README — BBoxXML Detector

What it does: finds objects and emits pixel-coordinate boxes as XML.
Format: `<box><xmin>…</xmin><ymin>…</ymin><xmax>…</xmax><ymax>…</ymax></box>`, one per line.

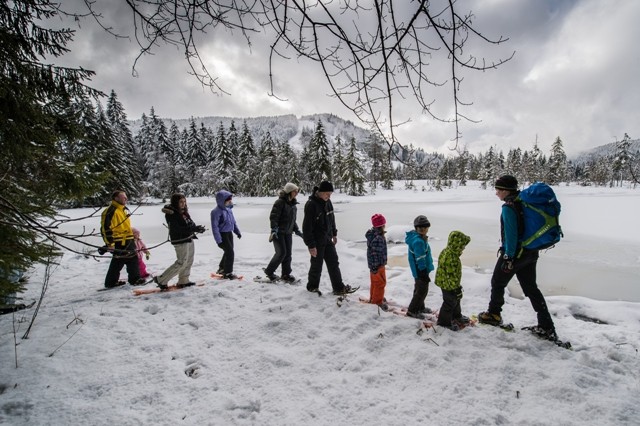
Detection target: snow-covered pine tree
<box><xmin>309</xmin><ymin>119</ymin><xmax>332</xmax><ymax>184</ymax></box>
<box><xmin>332</xmin><ymin>136</ymin><xmax>345</xmax><ymax>191</ymax></box>
<box><xmin>547</xmin><ymin>136</ymin><xmax>568</xmax><ymax>185</ymax></box>
<box><xmin>456</xmin><ymin>148</ymin><xmax>470</xmax><ymax>186</ymax></box>
<box><xmin>257</xmin><ymin>131</ymin><xmax>279</xmax><ymax>195</ymax></box>
<box><xmin>106</xmin><ymin>91</ymin><xmax>142</xmax><ymax>197</ymax></box>
<box><xmin>611</xmin><ymin>133</ymin><xmax>631</xmax><ymax>186</ymax></box>
<box><xmin>213</xmin><ymin>121</ymin><xmax>236</xmax><ymax>192</ymax></box>
<box><xmin>275</xmin><ymin>140</ymin><xmax>300</xmax><ymax>190</ymax></box>
<box><xmin>380</xmin><ymin>150</ymin><xmax>394</xmax><ymax>190</ymax></box>
<box><xmin>235</xmin><ymin>120</ymin><xmax>259</xmax><ymax>195</ymax></box>
<box><xmin>97</xmin><ymin>102</ymin><xmax>138</xmax><ymax>198</ymax></box>
<box><xmin>342</xmin><ymin>136</ymin><xmax>366</xmax><ymax>196</ymax></box>
<box><xmin>156</xmin><ymin>122</ymin><xmax>181</xmax><ymax>196</ymax></box>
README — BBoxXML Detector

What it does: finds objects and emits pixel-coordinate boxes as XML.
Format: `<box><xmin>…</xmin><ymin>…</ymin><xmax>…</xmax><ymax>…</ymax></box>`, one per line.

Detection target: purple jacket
<box><xmin>210</xmin><ymin>190</ymin><xmax>241</xmax><ymax>244</ymax></box>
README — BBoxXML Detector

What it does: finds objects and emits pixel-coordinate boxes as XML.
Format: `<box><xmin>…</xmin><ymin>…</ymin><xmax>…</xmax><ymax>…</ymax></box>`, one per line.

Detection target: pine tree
<box><xmin>342</xmin><ymin>137</ymin><xmax>366</xmax><ymax>196</ymax></box>
<box><xmin>309</xmin><ymin>119</ymin><xmax>332</xmax><ymax>184</ymax></box>
<box><xmin>611</xmin><ymin>133</ymin><xmax>631</xmax><ymax>186</ymax></box>
<box><xmin>0</xmin><ymin>0</ymin><xmax>106</xmax><ymax>297</ymax></box>
<box><xmin>257</xmin><ymin>131</ymin><xmax>279</xmax><ymax>195</ymax></box>
<box><xmin>547</xmin><ymin>136</ymin><xmax>568</xmax><ymax>185</ymax></box>
<box><xmin>380</xmin><ymin>152</ymin><xmax>394</xmax><ymax>190</ymax></box>
<box><xmin>332</xmin><ymin>136</ymin><xmax>345</xmax><ymax>191</ymax></box>
<box><xmin>235</xmin><ymin>120</ymin><xmax>259</xmax><ymax>195</ymax></box>
<box><xmin>106</xmin><ymin>90</ymin><xmax>142</xmax><ymax>197</ymax></box>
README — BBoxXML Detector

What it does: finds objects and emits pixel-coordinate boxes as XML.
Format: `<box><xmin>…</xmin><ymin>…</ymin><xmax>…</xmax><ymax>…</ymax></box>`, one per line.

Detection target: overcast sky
<box><xmin>58</xmin><ymin>0</ymin><xmax>639</xmax><ymax>156</ymax></box>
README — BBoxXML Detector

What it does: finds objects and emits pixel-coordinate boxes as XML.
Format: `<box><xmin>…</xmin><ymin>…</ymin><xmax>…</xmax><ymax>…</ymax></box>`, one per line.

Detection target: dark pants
<box><xmin>407</xmin><ymin>276</ymin><xmax>429</xmax><ymax>313</ymax></box>
<box><xmin>488</xmin><ymin>250</ymin><xmax>554</xmax><ymax>329</ymax></box>
<box><xmin>218</xmin><ymin>232</ymin><xmax>235</xmax><ymax>274</ymax></box>
<box><xmin>437</xmin><ymin>288</ymin><xmax>462</xmax><ymax>326</ymax></box>
<box><xmin>105</xmin><ymin>239</ymin><xmax>140</xmax><ymax>287</ymax></box>
<box><xmin>307</xmin><ymin>243</ymin><xmax>344</xmax><ymax>292</ymax></box>
<box><xmin>265</xmin><ymin>233</ymin><xmax>293</xmax><ymax>276</ymax></box>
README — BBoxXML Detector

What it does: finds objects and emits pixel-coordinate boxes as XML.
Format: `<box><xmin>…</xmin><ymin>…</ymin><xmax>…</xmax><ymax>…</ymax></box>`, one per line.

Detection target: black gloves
<box><xmin>500</xmin><ymin>255</ymin><xmax>514</xmax><ymax>273</ymax></box>
<box><xmin>195</xmin><ymin>225</ymin><xmax>206</xmax><ymax>234</ymax></box>
<box><xmin>98</xmin><ymin>245</ymin><xmax>108</xmax><ymax>255</ymax></box>
<box><xmin>295</xmin><ymin>230</ymin><xmax>303</xmax><ymax>238</ymax></box>
<box><xmin>217</xmin><ymin>243</ymin><xmax>224</xmax><ymax>249</ymax></box>
<box><xmin>417</xmin><ymin>269</ymin><xmax>430</xmax><ymax>282</ymax></box>
<box><xmin>269</xmin><ymin>228</ymin><xmax>278</xmax><ymax>242</ymax></box>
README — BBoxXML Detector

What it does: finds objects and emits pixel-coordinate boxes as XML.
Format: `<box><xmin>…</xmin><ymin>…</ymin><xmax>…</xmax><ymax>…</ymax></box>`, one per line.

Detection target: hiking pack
<box><xmin>515</xmin><ymin>182</ymin><xmax>563</xmax><ymax>254</ymax></box>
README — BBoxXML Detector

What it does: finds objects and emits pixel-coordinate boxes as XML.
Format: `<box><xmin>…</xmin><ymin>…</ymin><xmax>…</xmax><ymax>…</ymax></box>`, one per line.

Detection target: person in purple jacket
<box><xmin>211</xmin><ymin>189</ymin><xmax>242</xmax><ymax>279</ymax></box>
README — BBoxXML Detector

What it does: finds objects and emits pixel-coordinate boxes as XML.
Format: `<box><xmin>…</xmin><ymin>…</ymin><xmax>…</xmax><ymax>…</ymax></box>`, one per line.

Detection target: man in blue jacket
<box><xmin>478</xmin><ymin>175</ymin><xmax>556</xmax><ymax>339</ymax></box>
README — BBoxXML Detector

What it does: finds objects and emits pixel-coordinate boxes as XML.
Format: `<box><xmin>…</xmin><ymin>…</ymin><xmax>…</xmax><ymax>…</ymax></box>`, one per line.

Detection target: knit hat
<box><xmin>317</xmin><ymin>181</ymin><xmax>334</xmax><ymax>192</ymax></box>
<box><xmin>494</xmin><ymin>175</ymin><xmax>518</xmax><ymax>191</ymax></box>
<box><xmin>371</xmin><ymin>214</ymin><xmax>386</xmax><ymax>228</ymax></box>
<box><xmin>413</xmin><ymin>215</ymin><xmax>431</xmax><ymax>228</ymax></box>
<box><xmin>284</xmin><ymin>182</ymin><xmax>299</xmax><ymax>194</ymax></box>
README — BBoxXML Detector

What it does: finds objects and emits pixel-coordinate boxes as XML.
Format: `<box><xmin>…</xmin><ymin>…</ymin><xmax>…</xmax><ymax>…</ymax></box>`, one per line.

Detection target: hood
<box><xmin>365</xmin><ymin>227</ymin><xmax>382</xmax><ymax>243</ymax></box>
<box><xmin>216</xmin><ymin>190</ymin><xmax>233</xmax><ymax>209</ymax></box>
<box><xmin>405</xmin><ymin>230</ymin><xmax>423</xmax><ymax>245</ymax></box>
<box><xmin>446</xmin><ymin>230</ymin><xmax>471</xmax><ymax>255</ymax></box>
<box><xmin>161</xmin><ymin>204</ymin><xmax>175</xmax><ymax>215</ymax></box>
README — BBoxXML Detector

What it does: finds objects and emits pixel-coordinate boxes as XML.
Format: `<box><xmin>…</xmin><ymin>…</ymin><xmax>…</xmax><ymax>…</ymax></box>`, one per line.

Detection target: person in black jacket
<box><xmin>154</xmin><ymin>194</ymin><xmax>205</xmax><ymax>290</ymax></box>
<box><xmin>302</xmin><ymin>181</ymin><xmax>354</xmax><ymax>295</ymax></box>
<box><xmin>263</xmin><ymin>182</ymin><xmax>303</xmax><ymax>282</ymax></box>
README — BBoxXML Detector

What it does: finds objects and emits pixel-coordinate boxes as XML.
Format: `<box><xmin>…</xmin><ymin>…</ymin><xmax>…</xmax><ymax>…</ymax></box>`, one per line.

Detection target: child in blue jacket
<box><xmin>404</xmin><ymin>215</ymin><xmax>434</xmax><ymax>319</ymax></box>
<box><xmin>211</xmin><ymin>190</ymin><xmax>242</xmax><ymax>279</ymax></box>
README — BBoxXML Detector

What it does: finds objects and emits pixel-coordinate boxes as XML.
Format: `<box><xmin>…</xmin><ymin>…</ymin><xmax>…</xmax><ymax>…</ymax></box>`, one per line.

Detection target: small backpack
<box><xmin>515</xmin><ymin>182</ymin><xmax>563</xmax><ymax>253</ymax></box>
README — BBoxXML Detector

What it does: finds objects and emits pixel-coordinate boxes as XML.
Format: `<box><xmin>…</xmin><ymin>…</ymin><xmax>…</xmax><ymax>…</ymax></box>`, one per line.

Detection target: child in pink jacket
<box><xmin>132</xmin><ymin>228</ymin><xmax>151</xmax><ymax>278</ymax></box>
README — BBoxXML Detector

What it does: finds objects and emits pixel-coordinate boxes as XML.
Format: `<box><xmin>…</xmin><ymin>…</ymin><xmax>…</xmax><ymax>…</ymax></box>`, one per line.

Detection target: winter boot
<box><xmin>478</xmin><ymin>311</ymin><xmax>502</xmax><ymax>326</ymax></box>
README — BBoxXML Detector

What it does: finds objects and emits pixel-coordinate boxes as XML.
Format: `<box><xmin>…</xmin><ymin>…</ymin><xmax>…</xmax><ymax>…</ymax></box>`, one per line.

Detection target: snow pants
<box><xmin>158</xmin><ymin>241</ymin><xmax>195</xmax><ymax>286</ymax></box>
<box><xmin>369</xmin><ymin>266</ymin><xmax>386</xmax><ymax>305</ymax></box>
<box><xmin>306</xmin><ymin>243</ymin><xmax>344</xmax><ymax>292</ymax></box>
<box><xmin>265</xmin><ymin>233</ymin><xmax>293</xmax><ymax>277</ymax></box>
<box><xmin>407</xmin><ymin>275</ymin><xmax>430</xmax><ymax>314</ymax></box>
<box><xmin>218</xmin><ymin>232</ymin><xmax>235</xmax><ymax>274</ymax></box>
<box><xmin>488</xmin><ymin>250</ymin><xmax>554</xmax><ymax>330</ymax></box>
<box><xmin>437</xmin><ymin>288</ymin><xmax>462</xmax><ymax>326</ymax></box>
<box><xmin>104</xmin><ymin>239</ymin><xmax>140</xmax><ymax>287</ymax></box>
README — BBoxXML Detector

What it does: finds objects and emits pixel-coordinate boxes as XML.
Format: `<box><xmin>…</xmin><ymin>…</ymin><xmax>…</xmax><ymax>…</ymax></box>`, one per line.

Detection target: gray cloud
<box><xmin>56</xmin><ymin>0</ymin><xmax>639</xmax><ymax>156</ymax></box>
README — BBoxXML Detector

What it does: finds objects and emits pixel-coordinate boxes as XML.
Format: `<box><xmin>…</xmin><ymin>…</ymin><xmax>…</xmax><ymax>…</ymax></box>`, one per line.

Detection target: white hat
<box><xmin>284</xmin><ymin>182</ymin><xmax>299</xmax><ymax>193</ymax></box>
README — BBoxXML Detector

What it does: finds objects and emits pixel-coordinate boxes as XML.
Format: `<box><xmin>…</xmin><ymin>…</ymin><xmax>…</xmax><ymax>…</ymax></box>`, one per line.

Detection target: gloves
<box><xmin>269</xmin><ymin>228</ymin><xmax>279</xmax><ymax>241</ymax></box>
<box><xmin>145</xmin><ymin>252</ymin><xmax>150</xmax><ymax>261</ymax></box>
<box><xmin>98</xmin><ymin>245</ymin><xmax>108</xmax><ymax>255</ymax></box>
<box><xmin>217</xmin><ymin>243</ymin><xmax>224</xmax><ymax>249</ymax></box>
<box><xmin>500</xmin><ymin>255</ymin><xmax>514</xmax><ymax>273</ymax></box>
<box><xmin>417</xmin><ymin>269</ymin><xmax>430</xmax><ymax>282</ymax></box>
<box><xmin>295</xmin><ymin>230</ymin><xmax>303</xmax><ymax>238</ymax></box>
<box><xmin>195</xmin><ymin>225</ymin><xmax>206</xmax><ymax>234</ymax></box>
<box><xmin>237</xmin><ymin>233</ymin><xmax>242</xmax><ymax>239</ymax></box>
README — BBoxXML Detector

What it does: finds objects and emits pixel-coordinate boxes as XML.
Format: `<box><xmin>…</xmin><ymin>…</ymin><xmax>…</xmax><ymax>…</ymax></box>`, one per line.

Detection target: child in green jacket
<box><xmin>435</xmin><ymin>230</ymin><xmax>471</xmax><ymax>330</ymax></box>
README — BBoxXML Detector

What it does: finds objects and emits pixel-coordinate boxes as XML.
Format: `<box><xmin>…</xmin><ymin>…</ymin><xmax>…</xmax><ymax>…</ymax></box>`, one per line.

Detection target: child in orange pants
<box><xmin>366</xmin><ymin>214</ymin><xmax>388</xmax><ymax>309</ymax></box>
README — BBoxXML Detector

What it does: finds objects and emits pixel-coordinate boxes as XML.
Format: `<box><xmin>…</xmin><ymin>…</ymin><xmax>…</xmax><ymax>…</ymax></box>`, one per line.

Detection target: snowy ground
<box><xmin>1</xmin><ymin>182</ymin><xmax>639</xmax><ymax>425</ymax></box>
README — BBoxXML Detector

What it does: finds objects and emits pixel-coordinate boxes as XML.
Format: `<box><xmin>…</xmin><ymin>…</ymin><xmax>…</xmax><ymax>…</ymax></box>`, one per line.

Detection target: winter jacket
<box><xmin>101</xmin><ymin>200</ymin><xmax>134</xmax><ymax>246</ymax></box>
<box><xmin>269</xmin><ymin>191</ymin><xmax>301</xmax><ymax>235</ymax></box>
<box><xmin>435</xmin><ymin>231</ymin><xmax>471</xmax><ymax>290</ymax></box>
<box><xmin>163</xmin><ymin>204</ymin><xmax>200</xmax><ymax>245</ymax></box>
<box><xmin>405</xmin><ymin>230</ymin><xmax>434</xmax><ymax>278</ymax></box>
<box><xmin>210</xmin><ymin>190</ymin><xmax>241</xmax><ymax>244</ymax></box>
<box><xmin>500</xmin><ymin>192</ymin><xmax>521</xmax><ymax>258</ymax></box>
<box><xmin>302</xmin><ymin>192</ymin><xmax>337</xmax><ymax>249</ymax></box>
<box><xmin>366</xmin><ymin>227</ymin><xmax>387</xmax><ymax>273</ymax></box>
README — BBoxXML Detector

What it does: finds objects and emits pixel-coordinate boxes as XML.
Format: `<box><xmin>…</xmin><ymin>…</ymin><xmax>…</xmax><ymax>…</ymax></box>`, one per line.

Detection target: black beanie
<box><xmin>318</xmin><ymin>181</ymin><xmax>334</xmax><ymax>192</ymax></box>
<box><xmin>495</xmin><ymin>175</ymin><xmax>518</xmax><ymax>191</ymax></box>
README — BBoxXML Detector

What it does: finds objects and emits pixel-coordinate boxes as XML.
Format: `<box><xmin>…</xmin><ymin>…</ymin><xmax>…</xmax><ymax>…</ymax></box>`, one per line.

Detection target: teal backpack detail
<box><xmin>516</xmin><ymin>182</ymin><xmax>563</xmax><ymax>254</ymax></box>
